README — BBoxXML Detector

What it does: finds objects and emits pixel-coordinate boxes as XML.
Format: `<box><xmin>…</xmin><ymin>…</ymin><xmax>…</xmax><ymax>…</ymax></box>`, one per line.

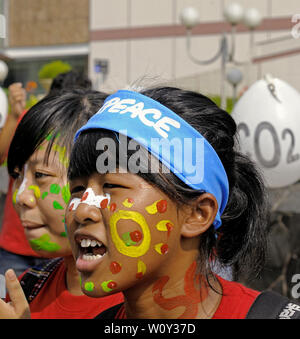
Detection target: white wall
<box><xmin>89</xmin><ymin>0</ymin><xmax>300</xmax><ymax>95</ymax></box>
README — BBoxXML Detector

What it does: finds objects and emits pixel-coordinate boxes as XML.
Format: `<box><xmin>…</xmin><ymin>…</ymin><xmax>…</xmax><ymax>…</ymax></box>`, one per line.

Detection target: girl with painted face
<box><xmin>65</xmin><ymin>87</ymin><xmax>270</xmax><ymax>319</ymax></box>
<box><xmin>1</xmin><ymin>89</ymin><xmax>123</xmax><ymax>319</ymax></box>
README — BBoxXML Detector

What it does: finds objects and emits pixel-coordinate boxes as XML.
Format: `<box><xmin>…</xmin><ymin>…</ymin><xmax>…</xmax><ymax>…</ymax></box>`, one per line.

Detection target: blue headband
<box><xmin>75</xmin><ymin>90</ymin><xmax>229</xmax><ymax>229</ymax></box>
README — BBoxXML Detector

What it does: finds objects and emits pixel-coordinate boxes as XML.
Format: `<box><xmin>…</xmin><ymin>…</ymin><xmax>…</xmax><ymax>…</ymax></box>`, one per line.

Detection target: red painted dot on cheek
<box><xmin>110</xmin><ymin>203</ymin><xmax>117</xmax><ymax>212</ymax></box>
<box><xmin>107</xmin><ymin>281</ymin><xmax>117</xmax><ymax>290</ymax></box>
<box><xmin>136</xmin><ymin>272</ymin><xmax>143</xmax><ymax>279</ymax></box>
<box><xmin>161</xmin><ymin>244</ymin><xmax>169</xmax><ymax>255</ymax></box>
<box><xmin>166</xmin><ymin>223</ymin><xmax>173</xmax><ymax>237</ymax></box>
<box><xmin>130</xmin><ymin>230</ymin><xmax>143</xmax><ymax>242</ymax></box>
<box><xmin>110</xmin><ymin>261</ymin><xmax>122</xmax><ymax>274</ymax></box>
<box><xmin>100</xmin><ymin>198</ymin><xmax>108</xmax><ymax>209</ymax></box>
<box><xmin>156</xmin><ymin>200</ymin><xmax>167</xmax><ymax>213</ymax></box>
<box><xmin>81</xmin><ymin>192</ymin><xmax>89</xmax><ymax>202</ymax></box>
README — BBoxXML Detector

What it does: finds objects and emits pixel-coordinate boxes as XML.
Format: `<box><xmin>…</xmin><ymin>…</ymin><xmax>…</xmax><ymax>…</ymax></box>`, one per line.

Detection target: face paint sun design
<box><xmin>109</xmin><ymin>210</ymin><xmax>151</xmax><ymax>258</ymax></box>
<box><xmin>75</xmin><ymin>195</ymin><xmax>174</xmax><ymax>293</ymax></box>
<box><xmin>103</xmin><ymin>197</ymin><xmax>175</xmax><ymax>287</ymax></box>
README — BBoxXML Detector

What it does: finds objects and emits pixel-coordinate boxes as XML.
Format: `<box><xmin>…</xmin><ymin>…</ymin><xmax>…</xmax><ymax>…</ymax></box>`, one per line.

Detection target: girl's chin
<box><xmin>80</xmin><ymin>274</ymin><xmax>121</xmax><ymax>298</ymax></box>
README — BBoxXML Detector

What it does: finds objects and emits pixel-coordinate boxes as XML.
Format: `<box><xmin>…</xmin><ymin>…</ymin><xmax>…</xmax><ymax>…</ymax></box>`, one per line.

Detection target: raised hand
<box><xmin>0</xmin><ymin>269</ymin><xmax>30</xmax><ymax>319</ymax></box>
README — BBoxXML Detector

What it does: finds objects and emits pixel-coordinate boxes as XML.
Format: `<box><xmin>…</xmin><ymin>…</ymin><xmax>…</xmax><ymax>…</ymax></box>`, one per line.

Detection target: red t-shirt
<box><xmin>0</xmin><ymin>178</ymin><xmax>39</xmax><ymax>256</ymax></box>
<box><xmin>0</xmin><ymin>110</ymin><xmax>38</xmax><ymax>256</ymax></box>
<box><xmin>22</xmin><ymin>260</ymin><xmax>124</xmax><ymax>319</ymax></box>
<box><xmin>212</xmin><ymin>276</ymin><xmax>260</xmax><ymax>319</ymax></box>
<box><xmin>114</xmin><ymin>276</ymin><xmax>260</xmax><ymax>319</ymax></box>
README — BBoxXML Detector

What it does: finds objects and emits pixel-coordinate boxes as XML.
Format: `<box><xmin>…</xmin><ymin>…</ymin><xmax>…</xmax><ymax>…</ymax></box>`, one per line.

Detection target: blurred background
<box><xmin>0</xmin><ymin>0</ymin><xmax>300</xmax><ymax>300</ymax></box>
<box><xmin>0</xmin><ymin>0</ymin><xmax>298</xmax><ymax>99</ymax></box>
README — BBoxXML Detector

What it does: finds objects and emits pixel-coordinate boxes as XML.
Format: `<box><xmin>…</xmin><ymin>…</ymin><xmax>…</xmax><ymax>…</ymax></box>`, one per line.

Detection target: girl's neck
<box><xmin>123</xmin><ymin>260</ymin><xmax>222</xmax><ymax>319</ymax></box>
<box><xmin>63</xmin><ymin>256</ymin><xmax>83</xmax><ymax>296</ymax></box>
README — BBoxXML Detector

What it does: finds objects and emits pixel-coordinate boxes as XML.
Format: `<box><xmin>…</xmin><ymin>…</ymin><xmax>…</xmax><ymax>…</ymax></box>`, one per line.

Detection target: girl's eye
<box><xmin>70</xmin><ymin>185</ymin><xmax>85</xmax><ymax>195</ymax></box>
<box><xmin>35</xmin><ymin>172</ymin><xmax>50</xmax><ymax>179</ymax></box>
<box><xmin>103</xmin><ymin>183</ymin><xmax>127</xmax><ymax>189</ymax></box>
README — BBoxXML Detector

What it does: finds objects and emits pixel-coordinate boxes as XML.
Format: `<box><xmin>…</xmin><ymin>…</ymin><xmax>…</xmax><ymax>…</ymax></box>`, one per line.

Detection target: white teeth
<box><xmin>80</xmin><ymin>238</ymin><xmax>102</xmax><ymax>248</ymax></box>
<box><xmin>90</xmin><ymin>240</ymin><xmax>97</xmax><ymax>247</ymax></box>
<box><xmin>82</xmin><ymin>254</ymin><xmax>104</xmax><ymax>261</ymax></box>
<box><xmin>81</xmin><ymin>239</ymin><xmax>90</xmax><ymax>248</ymax></box>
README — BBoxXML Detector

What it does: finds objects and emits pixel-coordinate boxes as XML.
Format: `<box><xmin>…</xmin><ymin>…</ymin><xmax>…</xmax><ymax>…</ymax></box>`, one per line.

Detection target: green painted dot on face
<box><xmin>53</xmin><ymin>201</ymin><xmax>64</xmax><ymax>210</ymax></box>
<box><xmin>29</xmin><ymin>234</ymin><xmax>61</xmax><ymax>252</ymax></box>
<box><xmin>50</xmin><ymin>184</ymin><xmax>61</xmax><ymax>195</ymax></box>
<box><xmin>62</xmin><ymin>184</ymin><xmax>71</xmax><ymax>205</ymax></box>
<box><xmin>41</xmin><ymin>192</ymin><xmax>48</xmax><ymax>200</ymax></box>
<box><xmin>84</xmin><ymin>281</ymin><xmax>95</xmax><ymax>292</ymax></box>
<box><xmin>121</xmin><ymin>232</ymin><xmax>137</xmax><ymax>247</ymax></box>
<box><xmin>101</xmin><ymin>280</ymin><xmax>117</xmax><ymax>293</ymax></box>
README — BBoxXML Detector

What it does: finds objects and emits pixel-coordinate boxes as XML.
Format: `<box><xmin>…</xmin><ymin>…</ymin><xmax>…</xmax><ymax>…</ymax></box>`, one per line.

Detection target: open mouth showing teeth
<box><xmin>77</xmin><ymin>236</ymin><xmax>107</xmax><ymax>261</ymax></box>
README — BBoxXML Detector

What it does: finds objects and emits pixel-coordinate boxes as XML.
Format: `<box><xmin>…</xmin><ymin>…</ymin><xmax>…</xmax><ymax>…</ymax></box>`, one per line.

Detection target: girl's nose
<box><xmin>74</xmin><ymin>202</ymin><xmax>102</xmax><ymax>225</ymax></box>
<box><xmin>16</xmin><ymin>183</ymin><xmax>37</xmax><ymax>209</ymax></box>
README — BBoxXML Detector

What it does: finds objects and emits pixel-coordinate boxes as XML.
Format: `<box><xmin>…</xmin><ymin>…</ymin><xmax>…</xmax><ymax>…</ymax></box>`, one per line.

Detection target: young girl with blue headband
<box><xmin>62</xmin><ymin>86</ymin><xmax>273</xmax><ymax>319</ymax></box>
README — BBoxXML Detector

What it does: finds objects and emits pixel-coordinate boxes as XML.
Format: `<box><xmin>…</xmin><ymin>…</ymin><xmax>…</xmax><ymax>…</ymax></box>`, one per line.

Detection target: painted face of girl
<box><xmin>66</xmin><ymin>171</ymin><xmax>186</xmax><ymax>298</ymax></box>
<box><xmin>12</xmin><ymin>141</ymin><xmax>71</xmax><ymax>257</ymax></box>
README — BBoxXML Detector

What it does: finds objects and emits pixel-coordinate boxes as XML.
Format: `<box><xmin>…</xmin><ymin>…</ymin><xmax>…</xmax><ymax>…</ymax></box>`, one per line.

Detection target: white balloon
<box><xmin>0</xmin><ymin>87</ymin><xmax>8</xmax><ymax>129</ymax></box>
<box><xmin>232</xmin><ymin>76</ymin><xmax>300</xmax><ymax>188</ymax></box>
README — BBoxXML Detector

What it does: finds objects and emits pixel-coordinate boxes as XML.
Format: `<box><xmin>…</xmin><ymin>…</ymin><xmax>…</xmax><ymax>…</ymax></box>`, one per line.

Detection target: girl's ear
<box><xmin>181</xmin><ymin>193</ymin><xmax>218</xmax><ymax>238</ymax></box>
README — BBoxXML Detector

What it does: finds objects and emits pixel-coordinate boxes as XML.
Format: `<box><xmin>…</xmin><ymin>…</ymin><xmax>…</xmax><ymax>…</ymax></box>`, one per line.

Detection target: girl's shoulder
<box><xmin>213</xmin><ymin>276</ymin><xmax>260</xmax><ymax>319</ymax></box>
<box><xmin>214</xmin><ymin>276</ymin><xmax>300</xmax><ymax>319</ymax></box>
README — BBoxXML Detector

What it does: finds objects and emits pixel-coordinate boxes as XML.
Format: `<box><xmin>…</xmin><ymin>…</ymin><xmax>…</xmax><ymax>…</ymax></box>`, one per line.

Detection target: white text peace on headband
<box><xmin>98</xmin><ymin>97</ymin><xmax>181</xmax><ymax>139</ymax></box>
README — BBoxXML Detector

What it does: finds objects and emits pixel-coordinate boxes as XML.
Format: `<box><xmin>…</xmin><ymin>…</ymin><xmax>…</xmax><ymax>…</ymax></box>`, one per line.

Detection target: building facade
<box><xmin>1</xmin><ymin>0</ymin><xmax>89</xmax><ymax>92</ymax></box>
<box><xmin>89</xmin><ymin>0</ymin><xmax>300</xmax><ymax>98</ymax></box>
<box><xmin>0</xmin><ymin>0</ymin><xmax>299</xmax><ymax>98</ymax></box>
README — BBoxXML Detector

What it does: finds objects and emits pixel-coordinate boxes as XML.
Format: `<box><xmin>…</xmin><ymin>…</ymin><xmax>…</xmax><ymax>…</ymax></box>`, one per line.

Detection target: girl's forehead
<box><xmin>28</xmin><ymin>140</ymin><xmax>68</xmax><ymax>172</ymax></box>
